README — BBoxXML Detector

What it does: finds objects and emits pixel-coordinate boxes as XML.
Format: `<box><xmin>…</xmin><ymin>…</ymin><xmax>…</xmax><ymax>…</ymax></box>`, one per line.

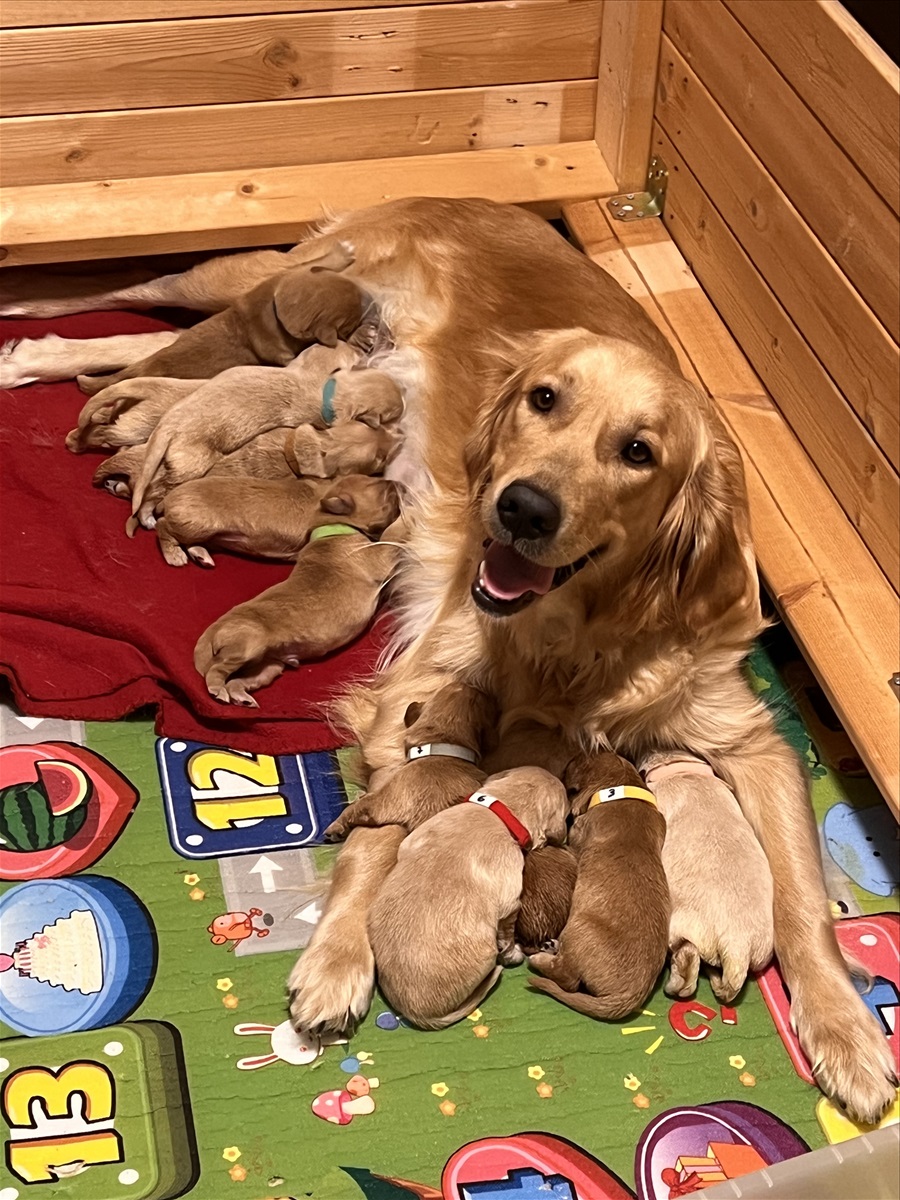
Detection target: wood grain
<box><xmin>651</xmin><ymin>124</ymin><xmax>899</xmax><ymax>590</ymax></box>
<box><xmin>656</xmin><ymin>38</ymin><xmax>899</xmax><ymax>467</ymax></box>
<box><xmin>664</xmin><ymin>0</ymin><xmax>899</xmax><ymax>341</ymax></box>
<box><xmin>564</xmin><ymin>198</ymin><xmax>900</xmax><ymax>811</ymax></box>
<box><xmin>724</xmin><ymin>0</ymin><xmax>900</xmax><ymax>214</ymax></box>
<box><xmin>0</xmin><ymin>79</ymin><xmax>595</xmax><ymax>186</ymax></box>
<box><xmin>0</xmin><ymin>140</ymin><xmax>616</xmax><ymax>264</ymax></box>
<box><xmin>2</xmin><ymin>0</ymin><xmax>471</xmax><ymax>25</ymax></box>
<box><xmin>594</xmin><ymin>0</ymin><xmax>662</xmax><ymax>191</ymax></box>
<box><xmin>0</xmin><ymin>1</ymin><xmax>603</xmax><ymax>115</ymax></box>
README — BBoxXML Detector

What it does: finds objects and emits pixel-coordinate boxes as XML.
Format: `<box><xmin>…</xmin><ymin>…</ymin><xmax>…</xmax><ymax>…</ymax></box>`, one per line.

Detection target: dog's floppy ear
<box><xmin>403</xmin><ymin>702</ymin><xmax>424</xmax><ymax>728</ymax></box>
<box><xmin>285</xmin><ymin>427</ymin><xmax>327</xmax><ymax>478</ymax></box>
<box><xmin>639</xmin><ymin>401</ymin><xmax>757</xmax><ymax>635</ymax></box>
<box><xmin>311</xmin><ymin>321</ymin><xmax>339</xmax><ymax>348</ymax></box>
<box><xmin>463</xmin><ymin>365</ymin><xmax>524</xmax><ymax>484</ymax></box>
<box><xmin>321</xmin><ymin>488</ymin><xmax>355</xmax><ymax>515</ymax></box>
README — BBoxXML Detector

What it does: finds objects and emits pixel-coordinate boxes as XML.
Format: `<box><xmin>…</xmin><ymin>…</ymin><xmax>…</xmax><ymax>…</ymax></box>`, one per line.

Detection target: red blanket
<box><xmin>0</xmin><ymin>311</ymin><xmax>386</xmax><ymax>753</ymax></box>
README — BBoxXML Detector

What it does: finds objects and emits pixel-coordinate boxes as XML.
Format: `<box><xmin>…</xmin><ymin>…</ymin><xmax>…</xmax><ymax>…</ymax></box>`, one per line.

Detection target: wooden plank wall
<box><xmin>0</xmin><ymin>0</ymin><xmax>602</xmax><ymax>186</ymax></box>
<box><xmin>655</xmin><ymin>0</ymin><xmax>900</xmax><ymax>594</ymax></box>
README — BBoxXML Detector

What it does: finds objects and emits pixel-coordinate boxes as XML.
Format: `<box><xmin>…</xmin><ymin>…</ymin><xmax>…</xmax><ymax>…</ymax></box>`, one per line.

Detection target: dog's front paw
<box><xmin>0</xmin><ymin>337</ymin><xmax>43</xmax><ymax>388</ymax></box>
<box><xmin>793</xmin><ymin>979</ymin><xmax>898</xmax><ymax>1125</ymax></box>
<box><xmin>287</xmin><ymin>927</ymin><xmax>375</xmax><ymax>1039</ymax></box>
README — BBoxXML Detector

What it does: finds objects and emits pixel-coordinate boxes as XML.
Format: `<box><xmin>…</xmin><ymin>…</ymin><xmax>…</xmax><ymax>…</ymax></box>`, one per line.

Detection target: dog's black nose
<box><xmin>496</xmin><ymin>481</ymin><xmax>561</xmax><ymax>540</ymax></box>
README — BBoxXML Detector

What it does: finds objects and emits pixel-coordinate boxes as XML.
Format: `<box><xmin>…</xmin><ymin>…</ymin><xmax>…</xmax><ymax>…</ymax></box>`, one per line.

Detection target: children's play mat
<box><xmin>1</xmin><ymin>630</ymin><xmax>898</xmax><ymax>1200</ymax></box>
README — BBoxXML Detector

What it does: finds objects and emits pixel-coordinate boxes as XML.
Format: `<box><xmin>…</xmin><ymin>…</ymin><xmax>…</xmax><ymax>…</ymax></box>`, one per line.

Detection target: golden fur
<box><xmin>367</xmin><ymin>766</ymin><xmax>568</xmax><ymax>1029</ymax></box>
<box><xmin>17</xmin><ymin>197</ymin><xmax>896</xmax><ymax>1123</ymax></box>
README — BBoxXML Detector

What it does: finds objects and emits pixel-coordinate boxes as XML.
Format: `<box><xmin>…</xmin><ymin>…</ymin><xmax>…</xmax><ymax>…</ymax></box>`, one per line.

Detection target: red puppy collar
<box><xmin>466</xmin><ymin>791</ymin><xmax>532</xmax><ymax>850</ymax></box>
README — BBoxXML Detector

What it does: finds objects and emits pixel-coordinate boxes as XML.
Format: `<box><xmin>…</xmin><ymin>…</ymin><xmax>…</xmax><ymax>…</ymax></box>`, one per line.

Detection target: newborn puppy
<box><xmin>368</xmin><ymin>766</ymin><xmax>569</xmax><ymax>1029</ymax></box>
<box><xmin>323</xmin><ymin>681</ymin><xmax>495</xmax><ymax>840</ymax></box>
<box><xmin>77</xmin><ymin>267</ymin><xmax>365</xmax><ymax>395</ymax></box>
<box><xmin>153</xmin><ymin>474</ymin><xmax>399</xmax><ymax>567</ymax></box>
<box><xmin>129</xmin><ymin>352</ymin><xmax>400</xmax><ymax>519</ymax></box>
<box><xmin>528</xmin><ymin>750</ymin><xmax>669</xmax><ymax>1019</ymax></box>
<box><xmin>516</xmin><ymin>847</ymin><xmax>578</xmax><ymax>957</ymax></box>
<box><xmin>94</xmin><ymin>428</ymin><xmax>298</xmax><ymax>501</ymax></box>
<box><xmin>642</xmin><ymin>751</ymin><xmax>774</xmax><ymax>1001</ymax></box>
<box><xmin>194</xmin><ymin>531</ymin><xmax>400</xmax><ymax>705</ymax></box>
<box><xmin>67</xmin><ymin>377</ymin><xmax>199</xmax><ymax>452</ymax></box>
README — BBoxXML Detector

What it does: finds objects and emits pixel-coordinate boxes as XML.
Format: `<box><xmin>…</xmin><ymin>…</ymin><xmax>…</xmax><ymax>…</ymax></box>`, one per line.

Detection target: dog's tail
<box><xmin>403</xmin><ymin>966</ymin><xmax>503</xmax><ymax>1031</ymax></box>
<box><xmin>527</xmin><ymin>975</ymin><xmax>636</xmax><ymax>1021</ymax></box>
<box><xmin>130</xmin><ymin>422</ymin><xmax>172</xmax><ymax>516</ymax></box>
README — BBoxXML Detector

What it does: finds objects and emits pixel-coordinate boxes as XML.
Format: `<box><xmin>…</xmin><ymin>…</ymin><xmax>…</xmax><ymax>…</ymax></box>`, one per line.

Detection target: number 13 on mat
<box><xmin>155</xmin><ymin>739</ymin><xmax>344</xmax><ymax>859</ymax></box>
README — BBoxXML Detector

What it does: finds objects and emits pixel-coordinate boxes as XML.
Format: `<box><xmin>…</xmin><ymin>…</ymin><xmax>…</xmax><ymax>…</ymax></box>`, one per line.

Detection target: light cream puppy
<box><xmin>368</xmin><ymin>766</ymin><xmax>568</xmax><ymax>1029</ymax></box>
<box><xmin>642</xmin><ymin>751</ymin><xmax>775</xmax><ymax>1002</ymax></box>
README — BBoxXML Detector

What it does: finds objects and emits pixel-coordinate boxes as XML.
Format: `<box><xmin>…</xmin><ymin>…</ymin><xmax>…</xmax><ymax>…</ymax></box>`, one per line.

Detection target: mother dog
<box><xmin>3</xmin><ymin>198</ymin><xmax>894</xmax><ymax>1122</ymax></box>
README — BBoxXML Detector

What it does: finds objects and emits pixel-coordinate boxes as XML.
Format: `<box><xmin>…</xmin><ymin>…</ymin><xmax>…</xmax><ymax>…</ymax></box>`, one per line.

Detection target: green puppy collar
<box><xmin>310</xmin><ymin>523</ymin><xmax>361</xmax><ymax>542</ymax></box>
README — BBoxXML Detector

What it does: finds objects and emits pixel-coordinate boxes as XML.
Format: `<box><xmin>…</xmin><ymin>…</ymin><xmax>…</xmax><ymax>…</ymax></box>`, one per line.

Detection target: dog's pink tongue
<box><xmin>481</xmin><ymin>540</ymin><xmax>555</xmax><ymax>601</ymax></box>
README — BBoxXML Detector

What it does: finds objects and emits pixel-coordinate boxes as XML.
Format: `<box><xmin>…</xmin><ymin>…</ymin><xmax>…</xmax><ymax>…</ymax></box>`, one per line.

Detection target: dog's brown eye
<box><xmin>529</xmin><ymin>386</ymin><xmax>556</xmax><ymax>413</ymax></box>
<box><xmin>622</xmin><ymin>440</ymin><xmax>654</xmax><ymax>466</ymax></box>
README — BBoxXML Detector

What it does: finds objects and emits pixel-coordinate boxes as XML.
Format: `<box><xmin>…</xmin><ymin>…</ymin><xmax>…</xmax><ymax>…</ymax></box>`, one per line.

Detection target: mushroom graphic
<box><xmin>311</xmin><ymin>1075</ymin><xmax>379</xmax><ymax>1125</ymax></box>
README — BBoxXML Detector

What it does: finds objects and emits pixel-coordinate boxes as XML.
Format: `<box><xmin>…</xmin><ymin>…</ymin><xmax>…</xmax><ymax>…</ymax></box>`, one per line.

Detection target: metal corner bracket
<box><xmin>890</xmin><ymin>672</ymin><xmax>900</xmax><ymax>700</ymax></box>
<box><xmin>606</xmin><ymin>156</ymin><xmax>668</xmax><ymax>222</ymax></box>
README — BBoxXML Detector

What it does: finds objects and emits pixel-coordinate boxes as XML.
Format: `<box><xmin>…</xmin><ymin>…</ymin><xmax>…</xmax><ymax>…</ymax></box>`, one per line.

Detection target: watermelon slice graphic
<box><xmin>0</xmin><ymin>760</ymin><xmax>91</xmax><ymax>852</ymax></box>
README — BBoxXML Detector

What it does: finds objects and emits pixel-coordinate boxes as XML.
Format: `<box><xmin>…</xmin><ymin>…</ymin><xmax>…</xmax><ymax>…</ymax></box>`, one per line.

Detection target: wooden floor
<box><xmin>563</xmin><ymin>199</ymin><xmax>900</xmax><ymax>816</ymax></box>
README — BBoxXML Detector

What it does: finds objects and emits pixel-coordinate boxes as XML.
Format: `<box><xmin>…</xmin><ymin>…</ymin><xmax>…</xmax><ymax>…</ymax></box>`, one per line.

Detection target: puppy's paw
<box><xmin>224</xmin><ymin>681</ymin><xmax>258</xmax><ymax>708</ymax></box>
<box><xmin>287</xmin><ymin>928</ymin><xmax>375</xmax><ymax>1039</ymax></box>
<box><xmin>187</xmin><ymin>545</ymin><xmax>215</xmax><ymax>568</ymax></box>
<box><xmin>498</xmin><ymin>942</ymin><xmax>525</xmax><ymax>967</ymax></box>
<box><xmin>103</xmin><ymin>479</ymin><xmax>132</xmax><ymax>499</ymax></box>
<box><xmin>794</xmin><ymin>978</ymin><xmax>899</xmax><ymax>1125</ymax></box>
<box><xmin>160</xmin><ymin>543</ymin><xmax>189</xmax><ymax>567</ymax></box>
<box><xmin>665</xmin><ymin>939</ymin><xmax>700</xmax><ymax>999</ymax></box>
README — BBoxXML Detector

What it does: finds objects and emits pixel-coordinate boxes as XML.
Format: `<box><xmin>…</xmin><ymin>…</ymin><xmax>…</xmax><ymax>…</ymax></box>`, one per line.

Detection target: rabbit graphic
<box><xmin>233</xmin><ymin>1019</ymin><xmax>345</xmax><ymax>1070</ymax></box>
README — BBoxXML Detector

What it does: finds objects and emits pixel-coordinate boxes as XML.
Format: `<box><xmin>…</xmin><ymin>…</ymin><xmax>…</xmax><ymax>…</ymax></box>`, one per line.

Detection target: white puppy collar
<box><xmin>406</xmin><ymin>743</ymin><xmax>478</xmax><ymax>764</ymax></box>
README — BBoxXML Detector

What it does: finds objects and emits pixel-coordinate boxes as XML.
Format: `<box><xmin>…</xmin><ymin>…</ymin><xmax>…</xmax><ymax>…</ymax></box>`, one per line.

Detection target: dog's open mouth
<box><xmin>472</xmin><ymin>539</ymin><xmax>601</xmax><ymax>616</ymax></box>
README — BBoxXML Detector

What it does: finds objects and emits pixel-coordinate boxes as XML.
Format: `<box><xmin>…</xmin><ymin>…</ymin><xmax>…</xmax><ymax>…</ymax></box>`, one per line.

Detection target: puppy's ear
<box><xmin>403</xmin><ymin>702</ymin><xmax>424</xmax><ymax>728</ymax></box>
<box><xmin>637</xmin><ymin>397</ymin><xmax>757</xmax><ymax>635</ymax></box>
<box><xmin>285</xmin><ymin>427</ymin><xmax>327</xmax><ymax>477</ymax></box>
<box><xmin>312</xmin><ymin>322</ymin><xmax>339</xmax><ymax>348</ymax></box>
<box><xmin>321</xmin><ymin>491</ymin><xmax>354</xmax><ymax>516</ymax></box>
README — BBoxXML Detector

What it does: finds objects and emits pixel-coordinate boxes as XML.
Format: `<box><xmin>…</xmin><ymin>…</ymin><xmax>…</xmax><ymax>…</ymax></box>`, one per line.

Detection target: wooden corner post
<box><xmin>595</xmin><ymin>0</ymin><xmax>665</xmax><ymax>193</ymax></box>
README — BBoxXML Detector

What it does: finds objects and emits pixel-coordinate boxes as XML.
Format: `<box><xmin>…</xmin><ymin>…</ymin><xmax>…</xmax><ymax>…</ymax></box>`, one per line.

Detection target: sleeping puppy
<box><xmin>153</xmin><ymin>474</ymin><xmax>399</xmax><ymax>567</ymax></box>
<box><xmin>368</xmin><ymin>766</ymin><xmax>569</xmax><ymax>1029</ymax></box>
<box><xmin>77</xmin><ymin>266</ymin><xmax>366</xmax><ymax>395</ymax></box>
<box><xmin>285</xmin><ymin>420</ymin><xmax>401</xmax><ymax>479</ymax></box>
<box><xmin>67</xmin><ymin>377</ymin><xmax>199</xmax><ymax>452</ymax></box>
<box><xmin>516</xmin><ymin>847</ymin><xmax>578</xmax><ymax>957</ymax></box>
<box><xmin>323</xmin><ymin>681</ymin><xmax>495</xmax><ymax>841</ymax></box>
<box><xmin>194</xmin><ymin>530</ymin><xmax>401</xmax><ymax>705</ymax></box>
<box><xmin>642</xmin><ymin>751</ymin><xmax>774</xmax><ymax>1001</ymax></box>
<box><xmin>129</xmin><ymin>354</ymin><xmax>401</xmax><ymax>520</ymax></box>
<box><xmin>528</xmin><ymin>750</ymin><xmax>669</xmax><ymax>1019</ymax></box>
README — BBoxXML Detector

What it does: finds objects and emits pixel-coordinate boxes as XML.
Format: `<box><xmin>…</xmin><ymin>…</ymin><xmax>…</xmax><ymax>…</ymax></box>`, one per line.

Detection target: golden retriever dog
<box><xmin>153</xmin><ymin>474</ymin><xmax>399</xmax><ymax>568</ymax></box>
<box><xmin>128</xmin><ymin>353</ymin><xmax>400</xmax><ymax>522</ymax></box>
<box><xmin>14</xmin><ymin>197</ymin><xmax>893</xmax><ymax>1121</ymax></box>
<box><xmin>323</xmin><ymin>680</ymin><xmax>493</xmax><ymax>841</ymax></box>
<box><xmin>528</xmin><ymin>750</ymin><xmax>669</xmax><ymax>1018</ymax></box>
<box><xmin>642</xmin><ymin>751</ymin><xmax>775</xmax><ymax>1001</ymax></box>
<box><xmin>194</xmin><ymin>529</ymin><xmax>400</xmax><ymax>705</ymax></box>
<box><xmin>367</xmin><ymin>766</ymin><xmax>568</xmax><ymax>1029</ymax></box>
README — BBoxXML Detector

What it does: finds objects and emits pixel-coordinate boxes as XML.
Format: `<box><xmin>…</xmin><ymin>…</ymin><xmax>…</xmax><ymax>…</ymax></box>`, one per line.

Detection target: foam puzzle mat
<box><xmin>1</xmin><ymin>633</ymin><xmax>898</xmax><ymax>1200</ymax></box>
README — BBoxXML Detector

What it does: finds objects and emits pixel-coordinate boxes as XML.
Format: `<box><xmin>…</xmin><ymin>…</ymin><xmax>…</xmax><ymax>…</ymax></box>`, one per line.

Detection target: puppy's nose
<box><xmin>496</xmin><ymin>481</ymin><xmax>561</xmax><ymax>540</ymax></box>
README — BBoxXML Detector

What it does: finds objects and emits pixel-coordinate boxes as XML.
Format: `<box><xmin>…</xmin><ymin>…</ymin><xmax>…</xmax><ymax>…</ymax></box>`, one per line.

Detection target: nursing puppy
<box><xmin>153</xmin><ymin>474</ymin><xmax>398</xmax><ymax>567</ymax></box>
<box><xmin>67</xmin><ymin>377</ymin><xmax>199</xmax><ymax>452</ymax></box>
<box><xmin>368</xmin><ymin>766</ymin><xmax>568</xmax><ymax>1029</ymax></box>
<box><xmin>194</xmin><ymin>530</ymin><xmax>400</xmax><ymax>705</ymax></box>
<box><xmin>516</xmin><ymin>847</ymin><xmax>578</xmax><ymax>957</ymax></box>
<box><xmin>642</xmin><ymin>752</ymin><xmax>774</xmax><ymax>1001</ymax></box>
<box><xmin>323</xmin><ymin>681</ymin><xmax>495</xmax><ymax>841</ymax></box>
<box><xmin>129</xmin><ymin>352</ymin><xmax>400</xmax><ymax>519</ymax></box>
<box><xmin>528</xmin><ymin>750</ymin><xmax>669</xmax><ymax>1019</ymax></box>
<box><xmin>285</xmin><ymin>420</ymin><xmax>401</xmax><ymax>480</ymax></box>
<box><xmin>77</xmin><ymin>266</ymin><xmax>365</xmax><ymax>395</ymax></box>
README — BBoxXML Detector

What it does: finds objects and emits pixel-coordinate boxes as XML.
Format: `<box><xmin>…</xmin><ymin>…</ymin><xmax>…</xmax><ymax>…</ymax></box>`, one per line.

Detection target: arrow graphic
<box><xmin>293</xmin><ymin>899</ymin><xmax>324</xmax><ymax>925</ymax></box>
<box><xmin>249</xmin><ymin>855</ymin><xmax>283</xmax><ymax>894</ymax></box>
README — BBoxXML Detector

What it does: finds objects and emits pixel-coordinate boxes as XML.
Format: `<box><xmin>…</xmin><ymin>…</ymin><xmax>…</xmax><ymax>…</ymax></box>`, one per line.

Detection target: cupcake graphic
<box><xmin>0</xmin><ymin>909</ymin><xmax>103</xmax><ymax>995</ymax></box>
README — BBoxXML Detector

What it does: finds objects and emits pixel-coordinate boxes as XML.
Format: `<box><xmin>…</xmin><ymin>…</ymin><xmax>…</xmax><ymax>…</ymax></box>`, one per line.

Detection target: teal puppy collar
<box><xmin>407</xmin><ymin>743</ymin><xmax>478</xmax><ymax>764</ymax></box>
<box><xmin>321</xmin><ymin>376</ymin><xmax>337</xmax><ymax>425</ymax></box>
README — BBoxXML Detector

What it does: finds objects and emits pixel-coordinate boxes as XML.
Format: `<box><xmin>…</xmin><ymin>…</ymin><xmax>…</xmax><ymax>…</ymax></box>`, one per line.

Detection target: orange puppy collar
<box><xmin>466</xmin><ymin>791</ymin><xmax>532</xmax><ymax>850</ymax></box>
<box><xmin>587</xmin><ymin>784</ymin><xmax>658</xmax><ymax>810</ymax></box>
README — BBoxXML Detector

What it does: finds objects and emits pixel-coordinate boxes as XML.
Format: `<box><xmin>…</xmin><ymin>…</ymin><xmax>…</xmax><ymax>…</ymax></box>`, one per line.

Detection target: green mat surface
<box><xmin>1</xmin><ymin>634</ymin><xmax>897</xmax><ymax>1200</ymax></box>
